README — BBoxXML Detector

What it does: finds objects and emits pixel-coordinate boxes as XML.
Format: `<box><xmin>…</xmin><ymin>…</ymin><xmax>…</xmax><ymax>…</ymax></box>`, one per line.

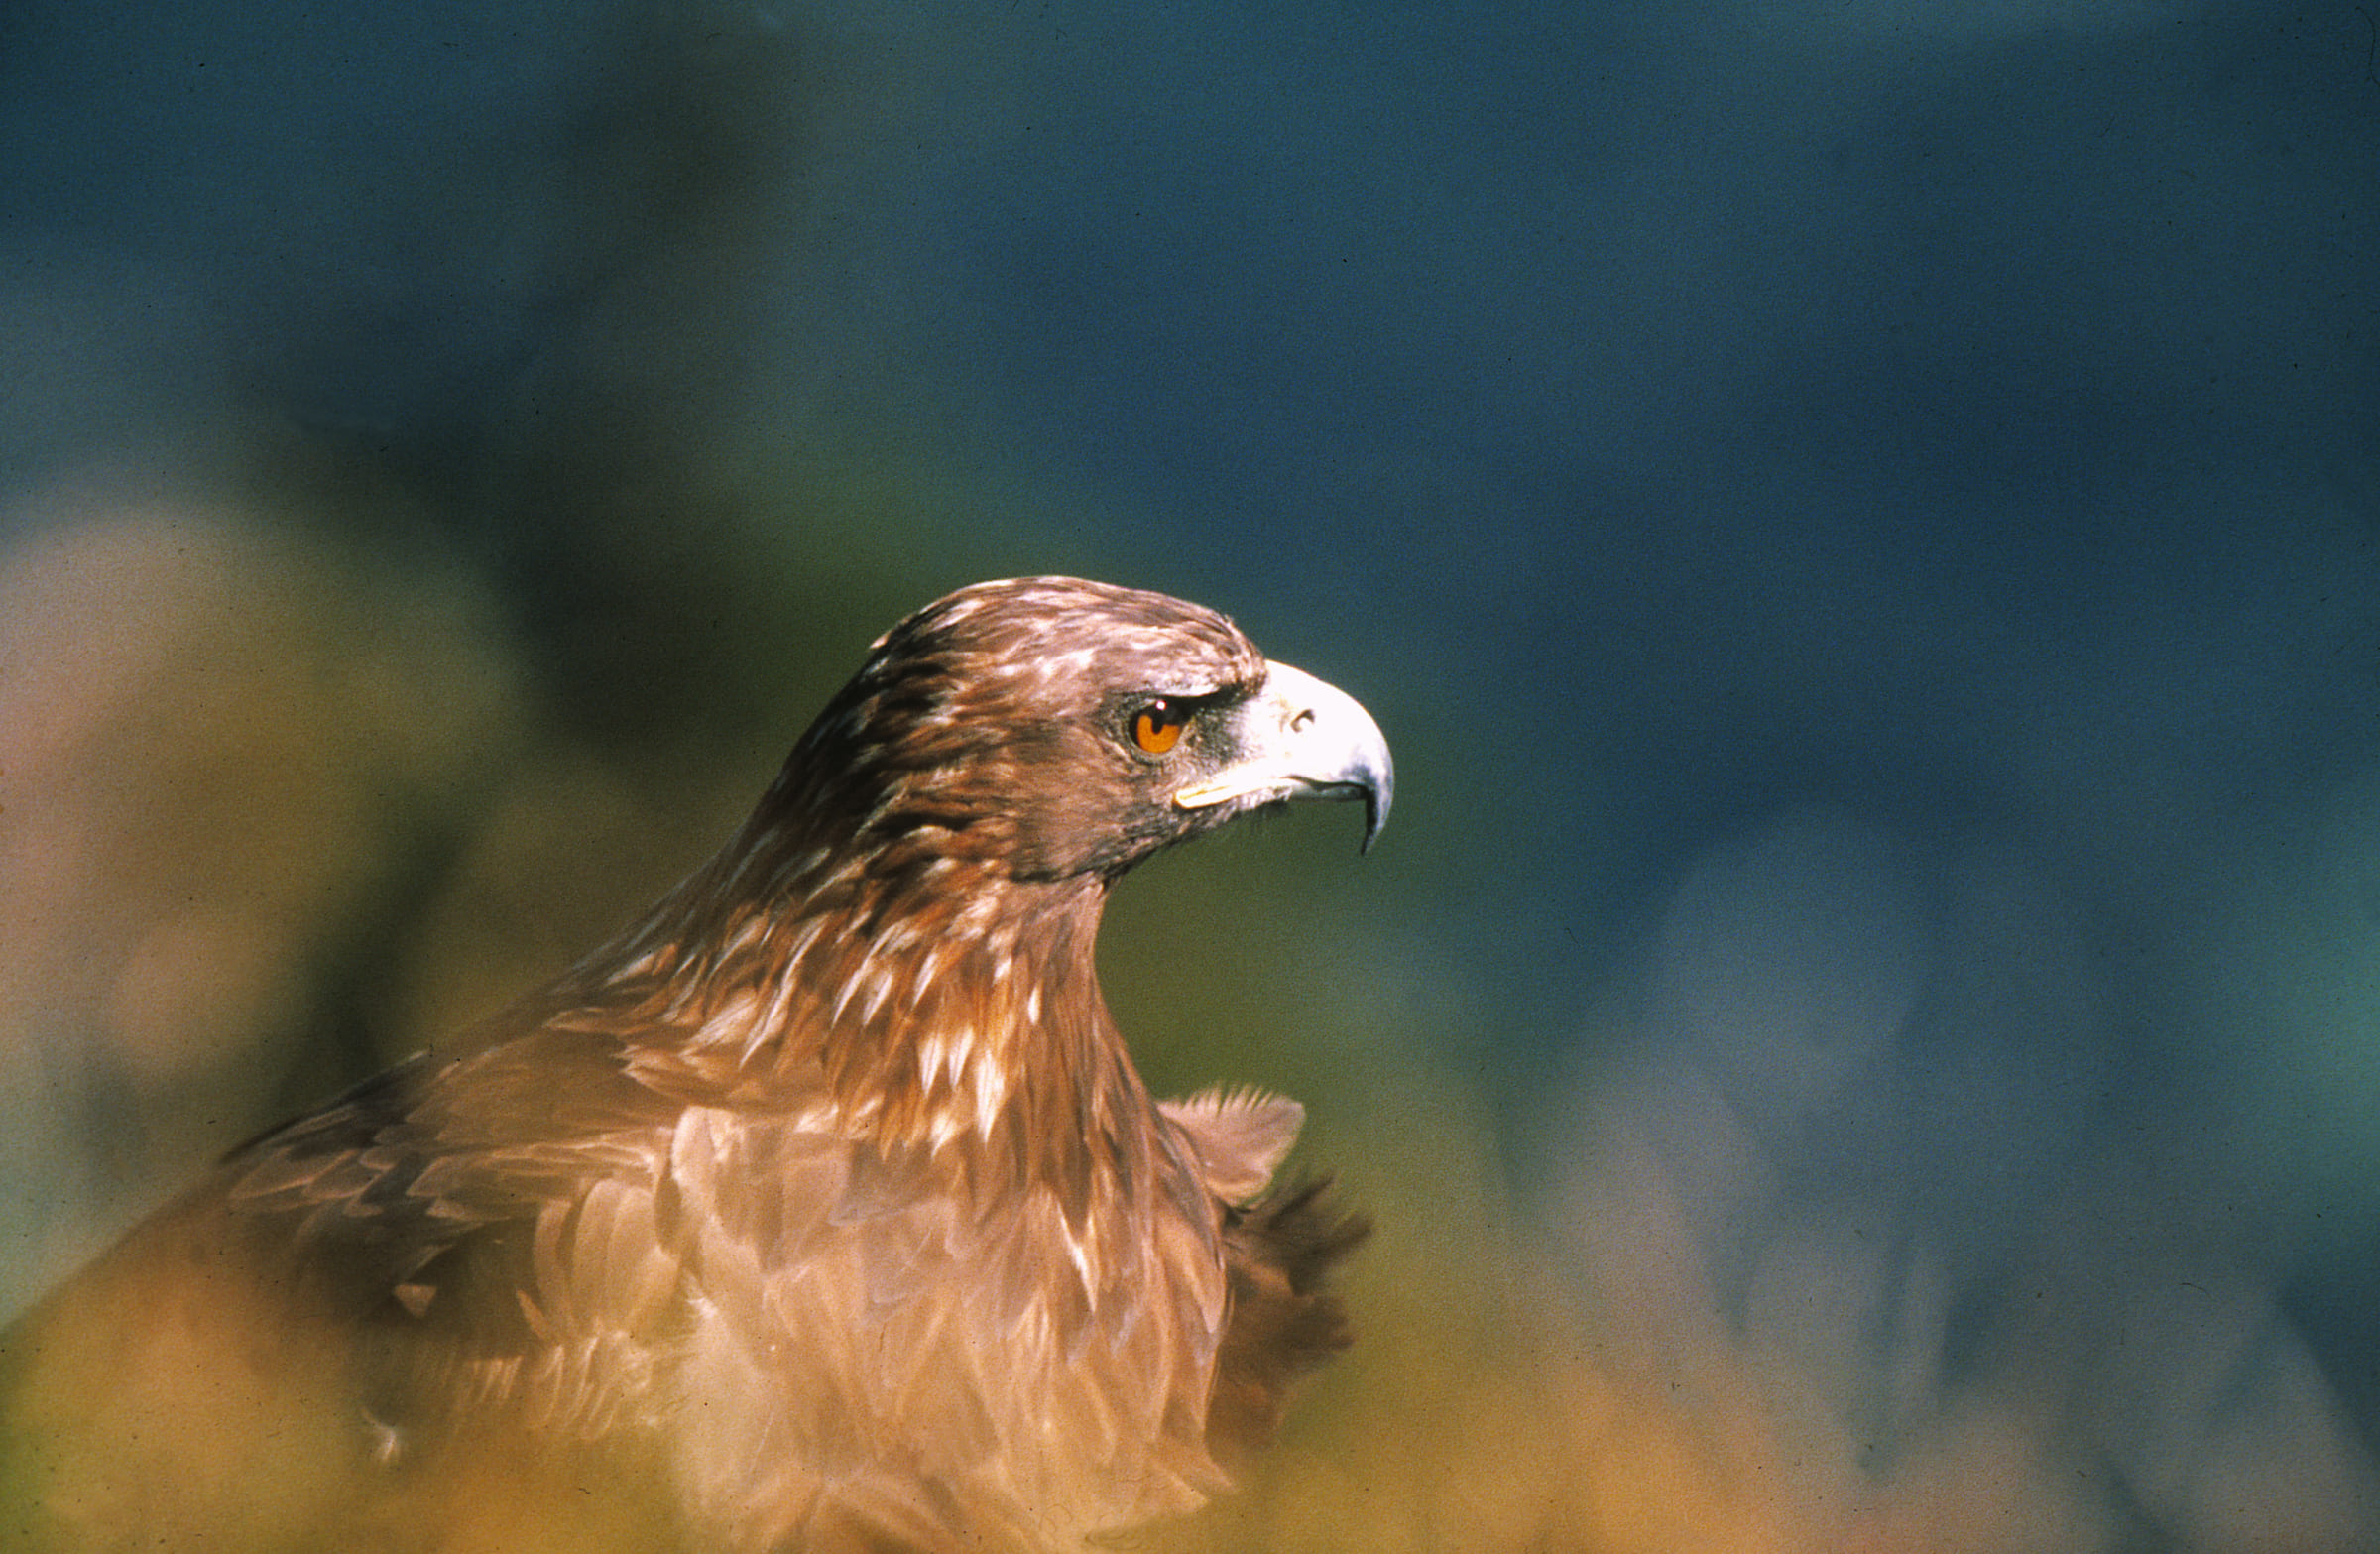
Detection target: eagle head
<box><xmin>774</xmin><ymin>576</ymin><xmax>1393</xmax><ymax>885</ymax></box>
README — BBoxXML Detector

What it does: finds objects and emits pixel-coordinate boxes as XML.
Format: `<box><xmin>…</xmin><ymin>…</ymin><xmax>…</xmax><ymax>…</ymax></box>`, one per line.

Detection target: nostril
<box><xmin>1290</xmin><ymin>708</ymin><xmax>1316</xmax><ymax>732</ymax></box>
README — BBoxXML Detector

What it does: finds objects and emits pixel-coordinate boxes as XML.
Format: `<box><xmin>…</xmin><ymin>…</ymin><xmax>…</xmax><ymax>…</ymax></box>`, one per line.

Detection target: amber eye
<box><xmin>1131</xmin><ymin>700</ymin><xmax>1188</xmax><ymax>755</ymax></box>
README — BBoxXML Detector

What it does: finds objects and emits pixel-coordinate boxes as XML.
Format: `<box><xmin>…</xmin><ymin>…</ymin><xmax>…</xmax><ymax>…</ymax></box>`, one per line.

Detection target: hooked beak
<box><xmin>1171</xmin><ymin>660</ymin><xmax>1394</xmax><ymax>851</ymax></box>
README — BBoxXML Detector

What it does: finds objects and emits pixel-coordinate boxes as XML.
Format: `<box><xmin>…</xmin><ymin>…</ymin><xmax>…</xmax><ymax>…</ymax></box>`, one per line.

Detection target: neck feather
<box><xmin>563</xmin><ymin>807</ymin><xmax>1163</xmax><ymax>1193</ymax></box>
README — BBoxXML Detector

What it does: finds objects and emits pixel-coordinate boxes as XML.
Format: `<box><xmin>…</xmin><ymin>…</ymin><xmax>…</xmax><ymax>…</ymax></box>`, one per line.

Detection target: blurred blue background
<box><xmin>2</xmin><ymin>2</ymin><xmax>2376</xmax><ymax>1547</ymax></box>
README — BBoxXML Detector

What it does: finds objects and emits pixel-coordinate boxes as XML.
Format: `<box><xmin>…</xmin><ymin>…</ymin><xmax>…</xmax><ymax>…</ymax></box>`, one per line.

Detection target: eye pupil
<box><xmin>1132</xmin><ymin>702</ymin><xmax>1185</xmax><ymax>755</ymax></box>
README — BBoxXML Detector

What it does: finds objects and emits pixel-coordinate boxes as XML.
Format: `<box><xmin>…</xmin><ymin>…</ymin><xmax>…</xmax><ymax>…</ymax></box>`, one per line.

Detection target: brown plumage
<box><xmin>0</xmin><ymin>577</ymin><xmax>1388</xmax><ymax>1554</ymax></box>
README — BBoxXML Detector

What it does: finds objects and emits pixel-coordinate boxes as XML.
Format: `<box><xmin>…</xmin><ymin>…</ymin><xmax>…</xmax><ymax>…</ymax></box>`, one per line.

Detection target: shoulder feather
<box><xmin>1158</xmin><ymin>1087</ymin><xmax>1304</xmax><ymax>1204</ymax></box>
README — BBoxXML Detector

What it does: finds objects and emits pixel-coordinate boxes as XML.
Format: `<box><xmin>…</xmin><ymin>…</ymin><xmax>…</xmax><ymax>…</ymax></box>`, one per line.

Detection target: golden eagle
<box><xmin>1</xmin><ymin>577</ymin><xmax>1388</xmax><ymax>1554</ymax></box>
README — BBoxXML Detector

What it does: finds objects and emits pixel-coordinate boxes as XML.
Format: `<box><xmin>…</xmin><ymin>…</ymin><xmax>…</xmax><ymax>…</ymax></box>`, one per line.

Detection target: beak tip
<box><xmin>1359</xmin><ymin>775</ymin><xmax>1392</xmax><ymax>854</ymax></box>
